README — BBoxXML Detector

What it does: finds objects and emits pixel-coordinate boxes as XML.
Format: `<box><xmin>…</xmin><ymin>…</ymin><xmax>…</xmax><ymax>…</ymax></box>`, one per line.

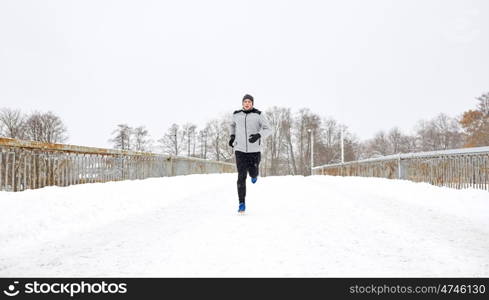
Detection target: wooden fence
<box><xmin>312</xmin><ymin>146</ymin><xmax>489</xmax><ymax>191</ymax></box>
<box><xmin>0</xmin><ymin>137</ymin><xmax>235</xmax><ymax>192</ymax></box>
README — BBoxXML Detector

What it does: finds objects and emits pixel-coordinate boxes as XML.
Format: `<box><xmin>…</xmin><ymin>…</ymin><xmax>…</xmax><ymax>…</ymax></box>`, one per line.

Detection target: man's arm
<box><xmin>229</xmin><ymin>114</ymin><xmax>236</xmax><ymax>136</ymax></box>
<box><xmin>258</xmin><ymin>112</ymin><xmax>272</xmax><ymax>139</ymax></box>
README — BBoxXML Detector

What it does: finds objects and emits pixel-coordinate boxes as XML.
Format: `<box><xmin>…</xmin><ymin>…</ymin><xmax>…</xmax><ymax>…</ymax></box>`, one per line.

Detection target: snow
<box><xmin>1</xmin><ymin>174</ymin><xmax>488</xmax><ymax>277</ymax></box>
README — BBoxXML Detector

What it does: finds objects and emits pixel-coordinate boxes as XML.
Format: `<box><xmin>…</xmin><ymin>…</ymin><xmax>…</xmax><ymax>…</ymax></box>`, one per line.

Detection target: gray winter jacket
<box><xmin>229</xmin><ymin>108</ymin><xmax>272</xmax><ymax>153</ymax></box>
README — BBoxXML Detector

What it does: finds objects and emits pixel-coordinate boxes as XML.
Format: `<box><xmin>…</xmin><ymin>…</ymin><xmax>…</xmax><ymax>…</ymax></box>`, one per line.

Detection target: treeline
<box><xmin>0</xmin><ymin>109</ymin><xmax>68</xmax><ymax>143</ymax></box>
<box><xmin>108</xmin><ymin>92</ymin><xmax>488</xmax><ymax>176</ymax></box>
<box><xmin>2</xmin><ymin>92</ymin><xmax>487</xmax><ymax>176</ymax></box>
<box><xmin>108</xmin><ymin>107</ymin><xmax>353</xmax><ymax>177</ymax></box>
<box><xmin>108</xmin><ymin>119</ymin><xmax>234</xmax><ymax>161</ymax></box>
<box><xmin>363</xmin><ymin>92</ymin><xmax>489</xmax><ymax>158</ymax></box>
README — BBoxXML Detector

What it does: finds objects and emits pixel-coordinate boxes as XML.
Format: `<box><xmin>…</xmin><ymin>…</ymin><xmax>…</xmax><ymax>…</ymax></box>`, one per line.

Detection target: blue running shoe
<box><xmin>238</xmin><ymin>202</ymin><xmax>246</xmax><ymax>213</ymax></box>
<box><xmin>251</xmin><ymin>177</ymin><xmax>257</xmax><ymax>184</ymax></box>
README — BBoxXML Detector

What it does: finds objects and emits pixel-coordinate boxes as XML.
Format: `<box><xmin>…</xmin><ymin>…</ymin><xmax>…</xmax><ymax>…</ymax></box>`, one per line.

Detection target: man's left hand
<box><xmin>248</xmin><ymin>133</ymin><xmax>261</xmax><ymax>143</ymax></box>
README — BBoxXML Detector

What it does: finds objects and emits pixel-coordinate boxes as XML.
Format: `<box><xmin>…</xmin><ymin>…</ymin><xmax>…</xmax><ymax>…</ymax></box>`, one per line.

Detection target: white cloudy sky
<box><xmin>1</xmin><ymin>0</ymin><xmax>488</xmax><ymax>148</ymax></box>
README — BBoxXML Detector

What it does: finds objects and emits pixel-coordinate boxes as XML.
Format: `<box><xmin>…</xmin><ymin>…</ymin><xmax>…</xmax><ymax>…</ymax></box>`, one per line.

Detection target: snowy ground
<box><xmin>1</xmin><ymin>174</ymin><xmax>488</xmax><ymax>277</ymax></box>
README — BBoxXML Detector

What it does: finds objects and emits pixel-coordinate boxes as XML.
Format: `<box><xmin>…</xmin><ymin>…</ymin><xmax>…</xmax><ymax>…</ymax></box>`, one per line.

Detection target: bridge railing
<box><xmin>0</xmin><ymin>137</ymin><xmax>235</xmax><ymax>192</ymax></box>
<box><xmin>312</xmin><ymin>146</ymin><xmax>489</xmax><ymax>191</ymax></box>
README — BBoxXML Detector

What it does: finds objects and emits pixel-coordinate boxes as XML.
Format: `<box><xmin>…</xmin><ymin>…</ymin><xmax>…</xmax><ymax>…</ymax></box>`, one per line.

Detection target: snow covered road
<box><xmin>1</xmin><ymin>174</ymin><xmax>488</xmax><ymax>277</ymax></box>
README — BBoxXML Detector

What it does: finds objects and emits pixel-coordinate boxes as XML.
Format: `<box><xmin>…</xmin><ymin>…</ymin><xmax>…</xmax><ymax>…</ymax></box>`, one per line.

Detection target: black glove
<box><xmin>248</xmin><ymin>133</ymin><xmax>261</xmax><ymax>143</ymax></box>
<box><xmin>229</xmin><ymin>134</ymin><xmax>235</xmax><ymax>147</ymax></box>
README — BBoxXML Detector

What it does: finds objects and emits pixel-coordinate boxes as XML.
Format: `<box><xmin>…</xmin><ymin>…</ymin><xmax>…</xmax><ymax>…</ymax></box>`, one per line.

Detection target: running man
<box><xmin>229</xmin><ymin>94</ymin><xmax>272</xmax><ymax>213</ymax></box>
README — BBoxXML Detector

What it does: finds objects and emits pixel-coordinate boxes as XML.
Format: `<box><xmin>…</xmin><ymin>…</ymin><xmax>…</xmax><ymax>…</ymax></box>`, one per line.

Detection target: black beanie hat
<box><xmin>242</xmin><ymin>94</ymin><xmax>254</xmax><ymax>103</ymax></box>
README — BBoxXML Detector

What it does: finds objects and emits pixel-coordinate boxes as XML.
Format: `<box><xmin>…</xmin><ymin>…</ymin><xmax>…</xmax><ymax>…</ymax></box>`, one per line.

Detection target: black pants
<box><xmin>235</xmin><ymin>150</ymin><xmax>261</xmax><ymax>204</ymax></box>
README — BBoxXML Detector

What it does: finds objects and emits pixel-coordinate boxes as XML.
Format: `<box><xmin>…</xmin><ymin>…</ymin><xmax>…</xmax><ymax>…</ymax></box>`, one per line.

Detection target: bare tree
<box><xmin>205</xmin><ymin>117</ymin><xmax>233</xmax><ymax>162</ymax></box>
<box><xmin>282</xmin><ymin>108</ymin><xmax>297</xmax><ymax>175</ymax></box>
<box><xmin>133</xmin><ymin>126</ymin><xmax>152</xmax><ymax>152</ymax></box>
<box><xmin>109</xmin><ymin>124</ymin><xmax>132</xmax><ymax>150</ymax></box>
<box><xmin>158</xmin><ymin>124</ymin><xmax>184</xmax><ymax>156</ymax></box>
<box><xmin>338</xmin><ymin>126</ymin><xmax>360</xmax><ymax>162</ymax></box>
<box><xmin>294</xmin><ymin>108</ymin><xmax>321</xmax><ymax>175</ymax></box>
<box><xmin>24</xmin><ymin>111</ymin><xmax>68</xmax><ymax>143</ymax></box>
<box><xmin>198</xmin><ymin>128</ymin><xmax>209</xmax><ymax>159</ymax></box>
<box><xmin>219</xmin><ymin>117</ymin><xmax>234</xmax><ymax>162</ymax></box>
<box><xmin>263</xmin><ymin>107</ymin><xmax>289</xmax><ymax>175</ymax></box>
<box><xmin>414</xmin><ymin>119</ymin><xmax>438</xmax><ymax>151</ymax></box>
<box><xmin>360</xmin><ymin>127</ymin><xmax>412</xmax><ymax>158</ymax></box>
<box><xmin>206</xmin><ymin>119</ymin><xmax>221</xmax><ymax>161</ymax></box>
<box><xmin>364</xmin><ymin>131</ymin><xmax>390</xmax><ymax>157</ymax></box>
<box><xmin>182</xmin><ymin>123</ymin><xmax>197</xmax><ymax>157</ymax></box>
<box><xmin>433</xmin><ymin>113</ymin><xmax>464</xmax><ymax>150</ymax></box>
<box><xmin>0</xmin><ymin>108</ymin><xmax>26</xmax><ymax>139</ymax></box>
<box><xmin>315</xmin><ymin>117</ymin><xmax>341</xmax><ymax>164</ymax></box>
<box><xmin>415</xmin><ymin>114</ymin><xmax>463</xmax><ymax>151</ymax></box>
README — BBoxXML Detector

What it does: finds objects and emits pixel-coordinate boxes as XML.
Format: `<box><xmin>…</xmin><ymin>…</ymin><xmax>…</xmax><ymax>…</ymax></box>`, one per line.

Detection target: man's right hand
<box><xmin>228</xmin><ymin>134</ymin><xmax>235</xmax><ymax>147</ymax></box>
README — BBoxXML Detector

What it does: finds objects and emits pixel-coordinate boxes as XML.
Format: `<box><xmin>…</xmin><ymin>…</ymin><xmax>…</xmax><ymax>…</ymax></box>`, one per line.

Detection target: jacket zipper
<box><xmin>245</xmin><ymin>113</ymin><xmax>248</xmax><ymax>152</ymax></box>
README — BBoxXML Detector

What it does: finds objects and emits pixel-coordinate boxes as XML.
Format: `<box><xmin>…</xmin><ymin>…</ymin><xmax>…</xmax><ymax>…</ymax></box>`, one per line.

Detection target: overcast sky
<box><xmin>1</xmin><ymin>0</ymin><xmax>488</xmax><ymax>148</ymax></box>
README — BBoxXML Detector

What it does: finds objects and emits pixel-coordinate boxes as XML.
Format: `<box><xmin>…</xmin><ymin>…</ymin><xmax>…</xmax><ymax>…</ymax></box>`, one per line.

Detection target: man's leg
<box><xmin>235</xmin><ymin>151</ymin><xmax>247</xmax><ymax>204</ymax></box>
<box><xmin>248</xmin><ymin>152</ymin><xmax>261</xmax><ymax>179</ymax></box>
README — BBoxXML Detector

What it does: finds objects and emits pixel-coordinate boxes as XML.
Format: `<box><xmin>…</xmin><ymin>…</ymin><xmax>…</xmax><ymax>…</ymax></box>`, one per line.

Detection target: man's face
<box><xmin>242</xmin><ymin>99</ymin><xmax>253</xmax><ymax>110</ymax></box>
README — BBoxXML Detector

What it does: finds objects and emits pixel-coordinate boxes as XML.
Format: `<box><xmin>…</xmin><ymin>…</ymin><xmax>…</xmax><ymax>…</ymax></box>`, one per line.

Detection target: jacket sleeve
<box><xmin>258</xmin><ymin>112</ymin><xmax>272</xmax><ymax>139</ymax></box>
<box><xmin>229</xmin><ymin>114</ymin><xmax>236</xmax><ymax>136</ymax></box>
